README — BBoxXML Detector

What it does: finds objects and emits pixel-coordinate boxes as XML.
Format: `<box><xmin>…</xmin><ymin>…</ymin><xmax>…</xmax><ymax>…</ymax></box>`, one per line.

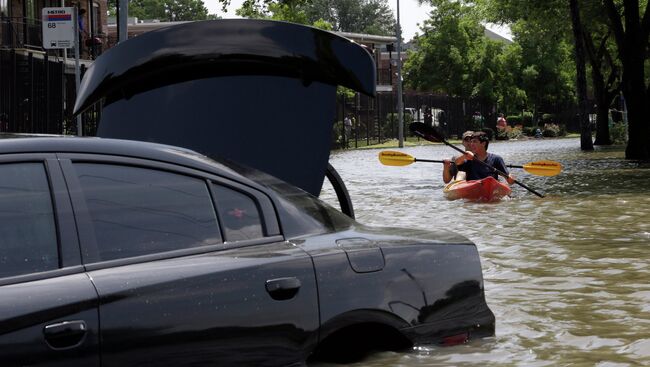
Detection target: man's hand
<box><xmin>454</xmin><ymin>151</ymin><xmax>474</xmax><ymax>165</ymax></box>
<box><xmin>506</xmin><ymin>174</ymin><xmax>515</xmax><ymax>185</ymax></box>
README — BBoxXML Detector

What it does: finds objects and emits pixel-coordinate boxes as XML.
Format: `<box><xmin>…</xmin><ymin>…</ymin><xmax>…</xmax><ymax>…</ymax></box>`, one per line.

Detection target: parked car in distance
<box><xmin>0</xmin><ymin>136</ymin><xmax>494</xmax><ymax>366</ymax></box>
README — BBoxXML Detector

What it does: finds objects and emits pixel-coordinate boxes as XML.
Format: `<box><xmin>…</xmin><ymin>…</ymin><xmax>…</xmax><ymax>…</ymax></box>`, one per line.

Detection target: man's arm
<box><xmin>493</xmin><ymin>155</ymin><xmax>515</xmax><ymax>184</ymax></box>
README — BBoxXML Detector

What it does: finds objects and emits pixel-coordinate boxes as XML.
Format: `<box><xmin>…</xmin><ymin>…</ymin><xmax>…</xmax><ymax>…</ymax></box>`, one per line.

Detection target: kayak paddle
<box><xmin>409</xmin><ymin>122</ymin><xmax>546</xmax><ymax>198</ymax></box>
<box><xmin>379</xmin><ymin>150</ymin><xmax>562</xmax><ymax>177</ymax></box>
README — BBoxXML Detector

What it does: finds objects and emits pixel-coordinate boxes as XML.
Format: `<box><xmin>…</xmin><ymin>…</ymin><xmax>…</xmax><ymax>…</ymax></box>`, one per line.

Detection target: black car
<box><xmin>0</xmin><ymin>136</ymin><xmax>494</xmax><ymax>366</ymax></box>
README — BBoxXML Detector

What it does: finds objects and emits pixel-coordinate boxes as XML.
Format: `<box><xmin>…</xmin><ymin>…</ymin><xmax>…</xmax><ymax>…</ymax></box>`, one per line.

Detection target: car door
<box><xmin>0</xmin><ymin>155</ymin><xmax>100</xmax><ymax>367</ymax></box>
<box><xmin>59</xmin><ymin>155</ymin><xmax>319</xmax><ymax>367</ymax></box>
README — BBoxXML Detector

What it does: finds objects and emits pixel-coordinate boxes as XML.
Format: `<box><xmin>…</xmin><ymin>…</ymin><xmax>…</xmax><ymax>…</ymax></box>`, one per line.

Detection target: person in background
<box><xmin>496</xmin><ymin>113</ymin><xmax>507</xmax><ymax>130</ymax></box>
<box><xmin>343</xmin><ymin>114</ymin><xmax>352</xmax><ymax>148</ymax></box>
<box><xmin>453</xmin><ymin>131</ymin><xmax>515</xmax><ymax>184</ymax></box>
<box><xmin>77</xmin><ymin>7</ymin><xmax>88</xmax><ymax>55</ymax></box>
<box><xmin>442</xmin><ymin>130</ymin><xmax>473</xmax><ymax>183</ymax></box>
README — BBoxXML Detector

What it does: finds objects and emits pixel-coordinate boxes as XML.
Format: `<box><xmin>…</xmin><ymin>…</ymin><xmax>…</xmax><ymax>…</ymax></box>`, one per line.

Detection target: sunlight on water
<box><xmin>320</xmin><ymin>138</ymin><xmax>650</xmax><ymax>366</ymax></box>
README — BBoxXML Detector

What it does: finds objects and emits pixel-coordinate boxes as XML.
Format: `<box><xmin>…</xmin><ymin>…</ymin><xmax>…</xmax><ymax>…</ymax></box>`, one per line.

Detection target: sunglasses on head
<box><xmin>463</xmin><ymin>137</ymin><xmax>472</xmax><ymax>142</ymax></box>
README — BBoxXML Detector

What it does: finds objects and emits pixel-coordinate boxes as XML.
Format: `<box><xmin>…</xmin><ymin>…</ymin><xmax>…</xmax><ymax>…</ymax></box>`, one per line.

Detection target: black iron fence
<box><xmin>333</xmin><ymin>91</ymin><xmax>492</xmax><ymax>149</ymax></box>
<box><xmin>0</xmin><ymin>48</ymin><xmax>99</xmax><ymax>135</ymax></box>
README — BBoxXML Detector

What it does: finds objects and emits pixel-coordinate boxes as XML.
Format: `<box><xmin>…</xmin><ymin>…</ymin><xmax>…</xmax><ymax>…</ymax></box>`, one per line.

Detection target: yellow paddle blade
<box><xmin>378</xmin><ymin>150</ymin><xmax>416</xmax><ymax>166</ymax></box>
<box><xmin>522</xmin><ymin>160</ymin><xmax>562</xmax><ymax>176</ymax></box>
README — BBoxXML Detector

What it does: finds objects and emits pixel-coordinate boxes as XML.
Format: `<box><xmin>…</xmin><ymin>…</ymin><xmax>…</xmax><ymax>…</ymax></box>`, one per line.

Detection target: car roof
<box><xmin>0</xmin><ymin>135</ymin><xmax>247</xmax><ymax>181</ymax></box>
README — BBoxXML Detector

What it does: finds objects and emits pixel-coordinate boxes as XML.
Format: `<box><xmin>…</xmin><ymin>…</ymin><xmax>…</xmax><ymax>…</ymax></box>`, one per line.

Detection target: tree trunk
<box><xmin>623</xmin><ymin>83</ymin><xmax>650</xmax><ymax>159</ymax></box>
<box><xmin>591</xmin><ymin>66</ymin><xmax>613</xmax><ymax>145</ymax></box>
<box><xmin>604</xmin><ymin>0</ymin><xmax>650</xmax><ymax>160</ymax></box>
<box><xmin>594</xmin><ymin>99</ymin><xmax>612</xmax><ymax>145</ymax></box>
<box><xmin>569</xmin><ymin>0</ymin><xmax>594</xmax><ymax>150</ymax></box>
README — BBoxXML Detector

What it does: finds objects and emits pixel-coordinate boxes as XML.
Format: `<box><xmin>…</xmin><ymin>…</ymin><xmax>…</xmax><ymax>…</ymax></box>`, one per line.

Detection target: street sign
<box><xmin>42</xmin><ymin>7</ymin><xmax>75</xmax><ymax>49</ymax></box>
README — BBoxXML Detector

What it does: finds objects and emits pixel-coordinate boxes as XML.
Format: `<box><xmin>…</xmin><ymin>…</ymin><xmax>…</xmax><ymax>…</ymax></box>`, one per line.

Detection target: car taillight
<box><xmin>441</xmin><ymin>332</ymin><xmax>469</xmax><ymax>346</ymax></box>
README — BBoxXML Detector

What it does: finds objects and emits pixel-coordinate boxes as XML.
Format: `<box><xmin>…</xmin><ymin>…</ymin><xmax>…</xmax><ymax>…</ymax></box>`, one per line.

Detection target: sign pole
<box><xmin>42</xmin><ymin>6</ymin><xmax>79</xmax><ymax>135</ymax></box>
<box><xmin>73</xmin><ymin>7</ymin><xmax>82</xmax><ymax>136</ymax></box>
<box><xmin>396</xmin><ymin>0</ymin><xmax>404</xmax><ymax>148</ymax></box>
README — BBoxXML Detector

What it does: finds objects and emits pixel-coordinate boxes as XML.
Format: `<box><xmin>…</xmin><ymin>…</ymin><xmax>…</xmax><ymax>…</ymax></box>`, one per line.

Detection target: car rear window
<box><xmin>0</xmin><ymin>163</ymin><xmax>58</xmax><ymax>278</ymax></box>
<box><xmin>75</xmin><ymin>164</ymin><xmax>222</xmax><ymax>262</ymax></box>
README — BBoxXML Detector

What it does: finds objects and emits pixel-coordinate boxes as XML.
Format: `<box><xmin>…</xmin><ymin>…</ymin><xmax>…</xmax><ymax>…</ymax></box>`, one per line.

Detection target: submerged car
<box><xmin>0</xmin><ymin>136</ymin><xmax>494</xmax><ymax>366</ymax></box>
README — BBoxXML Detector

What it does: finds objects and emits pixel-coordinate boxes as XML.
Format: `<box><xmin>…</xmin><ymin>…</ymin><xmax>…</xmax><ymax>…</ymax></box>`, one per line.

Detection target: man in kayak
<box><xmin>442</xmin><ymin>130</ymin><xmax>473</xmax><ymax>183</ymax></box>
<box><xmin>447</xmin><ymin>132</ymin><xmax>515</xmax><ymax>184</ymax></box>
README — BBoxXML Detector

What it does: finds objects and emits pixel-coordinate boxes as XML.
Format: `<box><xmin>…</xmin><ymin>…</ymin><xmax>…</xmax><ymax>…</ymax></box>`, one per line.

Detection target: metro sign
<box><xmin>42</xmin><ymin>7</ymin><xmax>75</xmax><ymax>49</ymax></box>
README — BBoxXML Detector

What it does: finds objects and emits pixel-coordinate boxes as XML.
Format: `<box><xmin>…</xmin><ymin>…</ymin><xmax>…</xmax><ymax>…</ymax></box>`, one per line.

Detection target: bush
<box><xmin>522</xmin><ymin>126</ymin><xmax>536</xmax><ymax>136</ymax></box>
<box><xmin>508</xmin><ymin>126</ymin><xmax>524</xmax><ymax>139</ymax></box>
<box><xmin>541</xmin><ymin>113</ymin><xmax>556</xmax><ymax>124</ymax></box>
<box><xmin>507</xmin><ymin>115</ymin><xmax>521</xmax><ymax>125</ymax></box>
<box><xmin>331</xmin><ymin>120</ymin><xmax>345</xmax><ymax>148</ymax></box>
<box><xmin>542</xmin><ymin>123</ymin><xmax>561</xmax><ymax>137</ymax></box>
<box><xmin>480</xmin><ymin>127</ymin><xmax>494</xmax><ymax>140</ymax></box>
<box><xmin>610</xmin><ymin>122</ymin><xmax>627</xmax><ymax>144</ymax></box>
<box><xmin>496</xmin><ymin>128</ymin><xmax>509</xmax><ymax>140</ymax></box>
<box><xmin>522</xmin><ymin>111</ymin><xmax>533</xmax><ymax>126</ymax></box>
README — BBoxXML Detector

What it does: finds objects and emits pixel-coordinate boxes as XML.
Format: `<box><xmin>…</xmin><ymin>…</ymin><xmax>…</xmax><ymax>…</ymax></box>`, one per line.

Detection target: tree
<box><xmin>603</xmin><ymin>0</ymin><xmax>650</xmax><ymax>160</ymax></box>
<box><xmin>110</xmin><ymin>0</ymin><xmax>212</xmax><ymax>21</ymax></box>
<box><xmin>569</xmin><ymin>0</ymin><xmax>594</xmax><ymax>150</ymax></box>
<box><xmin>233</xmin><ymin>0</ymin><xmax>394</xmax><ymax>35</ymax></box>
<box><xmin>403</xmin><ymin>0</ymin><xmax>484</xmax><ymax>99</ymax></box>
<box><xmin>303</xmin><ymin>0</ymin><xmax>395</xmax><ymax>35</ymax></box>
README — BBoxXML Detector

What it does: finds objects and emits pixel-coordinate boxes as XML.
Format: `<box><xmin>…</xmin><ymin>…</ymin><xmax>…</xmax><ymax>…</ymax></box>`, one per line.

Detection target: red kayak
<box><xmin>443</xmin><ymin>177</ymin><xmax>512</xmax><ymax>202</ymax></box>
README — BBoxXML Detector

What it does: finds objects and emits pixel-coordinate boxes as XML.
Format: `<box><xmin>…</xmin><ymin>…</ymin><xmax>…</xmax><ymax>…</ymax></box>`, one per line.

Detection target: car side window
<box><xmin>0</xmin><ymin>163</ymin><xmax>58</xmax><ymax>278</ymax></box>
<box><xmin>75</xmin><ymin>164</ymin><xmax>222</xmax><ymax>262</ymax></box>
<box><xmin>212</xmin><ymin>184</ymin><xmax>265</xmax><ymax>242</ymax></box>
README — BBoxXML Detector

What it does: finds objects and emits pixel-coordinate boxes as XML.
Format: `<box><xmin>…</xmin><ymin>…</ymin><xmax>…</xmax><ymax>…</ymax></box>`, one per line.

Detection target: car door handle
<box><xmin>265</xmin><ymin>277</ymin><xmax>301</xmax><ymax>300</ymax></box>
<box><xmin>43</xmin><ymin>320</ymin><xmax>87</xmax><ymax>350</ymax></box>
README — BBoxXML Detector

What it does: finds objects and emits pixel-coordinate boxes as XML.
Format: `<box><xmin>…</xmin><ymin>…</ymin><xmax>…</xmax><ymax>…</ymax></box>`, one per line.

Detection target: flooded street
<box><xmin>319</xmin><ymin>138</ymin><xmax>650</xmax><ymax>366</ymax></box>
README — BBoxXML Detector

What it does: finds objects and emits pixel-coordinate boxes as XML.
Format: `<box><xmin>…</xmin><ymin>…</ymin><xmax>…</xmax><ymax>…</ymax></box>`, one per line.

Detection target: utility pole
<box><xmin>118</xmin><ymin>0</ymin><xmax>128</xmax><ymax>42</ymax></box>
<box><xmin>396</xmin><ymin>0</ymin><xmax>404</xmax><ymax>147</ymax></box>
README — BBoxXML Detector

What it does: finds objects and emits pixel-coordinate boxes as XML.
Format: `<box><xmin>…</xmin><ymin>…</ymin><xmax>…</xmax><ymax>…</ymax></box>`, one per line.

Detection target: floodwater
<box><xmin>319</xmin><ymin>138</ymin><xmax>650</xmax><ymax>366</ymax></box>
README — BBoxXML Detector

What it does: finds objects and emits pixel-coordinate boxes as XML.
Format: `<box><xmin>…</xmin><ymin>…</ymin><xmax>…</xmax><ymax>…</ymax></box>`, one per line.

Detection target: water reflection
<box><xmin>320</xmin><ymin>138</ymin><xmax>650</xmax><ymax>366</ymax></box>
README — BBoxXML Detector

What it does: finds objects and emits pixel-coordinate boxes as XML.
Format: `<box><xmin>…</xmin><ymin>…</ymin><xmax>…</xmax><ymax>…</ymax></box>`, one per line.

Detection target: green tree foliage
<box><xmin>404</xmin><ymin>1</ymin><xmax>483</xmax><ymax>98</ymax></box>
<box><xmin>110</xmin><ymin>0</ymin><xmax>212</xmax><ymax>21</ymax></box>
<box><xmin>235</xmin><ymin>0</ymin><xmax>310</xmax><ymax>23</ymax></box>
<box><xmin>477</xmin><ymin>0</ymin><xmax>650</xmax><ymax>158</ymax></box>
<box><xmin>511</xmin><ymin>19</ymin><xmax>575</xmax><ymax>114</ymax></box>
<box><xmin>405</xmin><ymin>0</ymin><xmax>528</xmax><ymax>113</ymax></box>
<box><xmin>234</xmin><ymin>0</ymin><xmax>394</xmax><ymax>35</ymax></box>
<box><xmin>303</xmin><ymin>0</ymin><xmax>395</xmax><ymax>35</ymax></box>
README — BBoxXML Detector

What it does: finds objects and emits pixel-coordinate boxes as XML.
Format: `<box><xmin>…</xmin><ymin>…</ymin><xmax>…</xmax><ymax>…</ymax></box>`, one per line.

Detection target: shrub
<box><xmin>507</xmin><ymin>126</ymin><xmax>524</xmax><ymax>139</ymax></box>
<box><xmin>480</xmin><ymin>127</ymin><xmax>494</xmax><ymax>140</ymax></box>
<box><xmin>496</xmin><ymin>128</ymin><xmax>509</xmax><ymax>140</ymax></box>
<box><xmin>522</xmin><ymin>126</ymin><xmax>536</xmax><ymax>136</ymax></box>
<box><xmin>507</xmin><ymin>115</ymin><xmax>521</xmax><ymax>125</ymax></box>
<box><xmin>542</xmin><ymin>123</ymin><xmax>561</xmax><ymax>137</ymax></box>
<box><xmin>541</xmin><ymin>113</ymin><xmax>556</xmax><ymax>124</ymax></box>
<box><xmin>522</xmin><ymin>111</ymin><xmax>533</xmax><ymax>126</ymax></box>
<box><xmin>610</xmin><ymin>122</ymin><xmax>627</xmax><ymax>144</ymax></box>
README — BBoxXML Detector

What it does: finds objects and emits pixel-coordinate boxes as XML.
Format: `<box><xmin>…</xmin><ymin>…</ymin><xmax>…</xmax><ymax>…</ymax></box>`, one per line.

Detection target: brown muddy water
<box><xmin>319</xmin><ymin>138</ymin><xmax>650</xmax><ymax>366</ymax></box>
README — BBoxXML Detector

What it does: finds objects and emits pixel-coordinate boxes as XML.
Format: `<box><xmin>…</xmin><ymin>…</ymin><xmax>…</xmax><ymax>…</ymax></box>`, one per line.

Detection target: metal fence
<box><xmin>334</xmin><ymin>91</ymin><xmax>492</xmax><ymax>149</ymax></box>
<box><xmin>0</xmin><ymin>48</ymin><xmax>99</xmax><ymax>135</ymax></box>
